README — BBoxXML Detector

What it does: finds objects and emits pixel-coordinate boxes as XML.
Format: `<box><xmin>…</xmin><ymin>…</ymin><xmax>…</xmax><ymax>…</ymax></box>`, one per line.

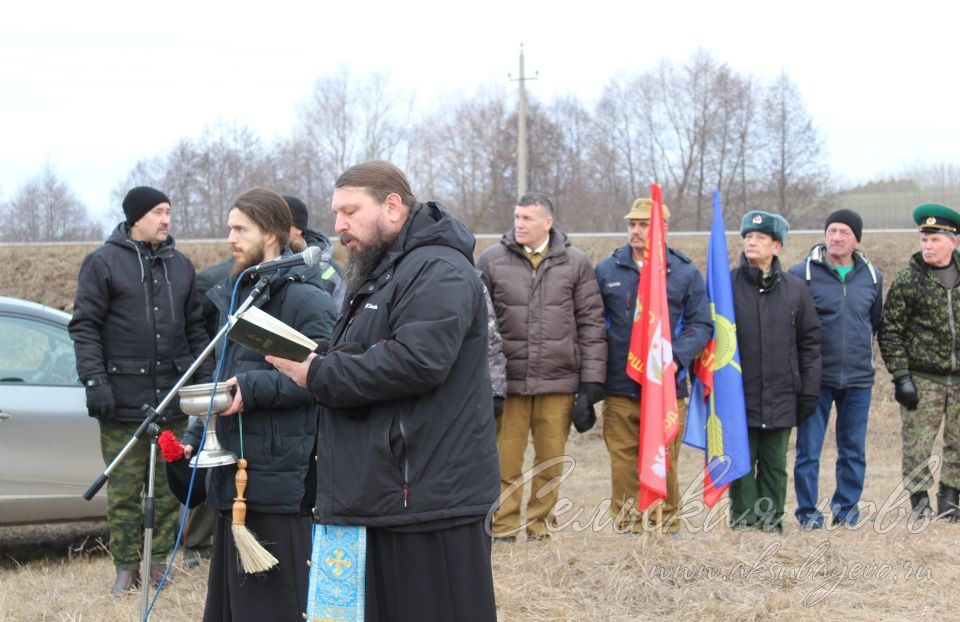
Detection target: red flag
<box><xmin>626</xmin><ymin>184</ymin><xmax>679</xmax><ymax>511</ymax></box>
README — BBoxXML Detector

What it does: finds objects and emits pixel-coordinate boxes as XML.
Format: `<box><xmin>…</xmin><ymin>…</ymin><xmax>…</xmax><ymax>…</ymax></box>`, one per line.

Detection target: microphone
<box><xmin>245</xmin><ymin>246</ymin><xmax>324</xmax><ymax>274</ymax></box>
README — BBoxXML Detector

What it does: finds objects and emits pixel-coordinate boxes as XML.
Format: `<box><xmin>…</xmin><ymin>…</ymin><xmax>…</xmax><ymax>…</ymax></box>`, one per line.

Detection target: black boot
<box><xmin>937</xmin><ymin>485</ymin><xmax>960</xmax><ymax>522</ymax></box>
<box><xmin>910</xmin><ymin>491</ymin><xmax>932</xmax><ymax>520</ymax></box>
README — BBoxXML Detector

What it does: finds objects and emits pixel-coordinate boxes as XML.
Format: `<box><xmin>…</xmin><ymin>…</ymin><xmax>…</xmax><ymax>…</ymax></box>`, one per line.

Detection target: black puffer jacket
<box><xmin>183</xmin><ymin>262</ymin><xmax>337</xmax><ymax>514</ymax></box>
<box><xmin>69</xmin><ymin>223</ymin><xmax>211</xmax><ymax>422</ymax></box>
<box><xmin>732</xmin><ymin>254</ymin><xmax>822</xmax><ymax>429</ymax></box>
<box><xmin>306</xmin><ymin>202</ymin><xmax>500</xmax><ymax>528</ymax></box>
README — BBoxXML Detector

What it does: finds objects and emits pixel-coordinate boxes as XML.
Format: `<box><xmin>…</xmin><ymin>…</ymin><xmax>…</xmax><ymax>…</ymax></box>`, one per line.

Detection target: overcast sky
<box><xmin>2</xmin><ymin>1</ymin><xmax>957</xmax><ymax>219</ymax></box>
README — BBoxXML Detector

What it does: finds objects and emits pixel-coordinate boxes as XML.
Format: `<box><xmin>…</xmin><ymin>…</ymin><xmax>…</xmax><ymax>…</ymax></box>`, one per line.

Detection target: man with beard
<box><xmin>269</xmin><ymin>161</ymin><xmax>499</xmax><ymax>621</ymax></box>
<box><xmin>69</xmin><ymin>186</ymin><xmax>211</xmax><ymax>593</ymax></box>
<box><xmin>181</xmin><ymin>188</ymin><xmax>336</xmax><ymax>621</ymax></box>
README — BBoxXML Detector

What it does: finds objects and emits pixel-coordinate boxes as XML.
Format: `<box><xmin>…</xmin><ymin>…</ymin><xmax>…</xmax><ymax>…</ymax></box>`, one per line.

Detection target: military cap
<box><xmin>913</xmin><ymin>203</ymin><xmax>960</xmax><ymax>234</ymax></box>
<box><xmin>624</xmin><ymin>197</ymin><xmax>671</xmax><ymax>221</ymax></box>
<box><xmin>740</xmin><ymin>210</ymin><xmax>790</xmax><ymax>244</ymax></box>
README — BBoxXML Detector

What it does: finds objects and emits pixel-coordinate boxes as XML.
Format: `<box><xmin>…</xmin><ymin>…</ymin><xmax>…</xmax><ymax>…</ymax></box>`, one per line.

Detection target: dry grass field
<box><xmin>2</xmin><ymin>230</ymin><xmax>957</xmax><ymax>621</ymax></box>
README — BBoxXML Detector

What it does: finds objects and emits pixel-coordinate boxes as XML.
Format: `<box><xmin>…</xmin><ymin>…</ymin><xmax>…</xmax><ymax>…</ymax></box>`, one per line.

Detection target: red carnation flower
<box><xmin>158</xmin><ymin>430</ymin><xmax>184</xmax><ymax>462</ymax></box>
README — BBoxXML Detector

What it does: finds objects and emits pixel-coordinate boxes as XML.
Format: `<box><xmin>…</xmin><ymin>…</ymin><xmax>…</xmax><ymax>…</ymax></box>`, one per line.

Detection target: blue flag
<box><xmin>683</xmin><ymin>190</ymin><xmax>751</xmax><ymax>507</ymax></box>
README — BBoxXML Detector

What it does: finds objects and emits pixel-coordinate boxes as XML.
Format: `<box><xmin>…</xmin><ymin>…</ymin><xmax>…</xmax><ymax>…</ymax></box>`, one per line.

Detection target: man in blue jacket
<box><xmin>595</xmin><ymin>198</ymin><xmax>712</xmax><ymax>533</ymax></box>
<box><xmin>789</xmin><ymin>209</ymin><xmax>882</xmax><ymax>529</ymax></box>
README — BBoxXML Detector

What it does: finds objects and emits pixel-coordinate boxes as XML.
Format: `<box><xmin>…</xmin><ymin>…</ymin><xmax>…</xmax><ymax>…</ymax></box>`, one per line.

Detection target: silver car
<box><xmin>0</xmin><ymin>296</ymin><xmax>107</xmax><ymax>525</ymax></box>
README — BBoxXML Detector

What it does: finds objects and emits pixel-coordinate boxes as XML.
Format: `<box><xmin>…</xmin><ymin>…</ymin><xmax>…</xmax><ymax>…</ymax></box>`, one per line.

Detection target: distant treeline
<box><xmin>3</xmin><ymin>50</ymin><xmax>960</xmax><ymax>242</ymax></box>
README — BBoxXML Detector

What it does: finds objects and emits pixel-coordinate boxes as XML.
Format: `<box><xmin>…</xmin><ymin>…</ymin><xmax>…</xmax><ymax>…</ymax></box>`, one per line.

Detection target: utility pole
<box><xmin>508</xmin><ymin>44</ymin><xmax>537</xmax><ymax>200</ymax></box>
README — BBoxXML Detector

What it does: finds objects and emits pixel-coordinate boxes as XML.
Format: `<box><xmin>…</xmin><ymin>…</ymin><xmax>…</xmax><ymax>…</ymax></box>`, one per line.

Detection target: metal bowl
<box><xmin>178</xmin><ymin>382</ymin><xmax>233</xmax><ymax>417</ymax></box>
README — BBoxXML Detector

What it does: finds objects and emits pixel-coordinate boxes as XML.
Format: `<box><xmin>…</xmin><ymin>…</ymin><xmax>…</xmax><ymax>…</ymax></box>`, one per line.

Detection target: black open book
<box><xmin>227</xmin><ymin>306</ymin><xmax>318</xmax><ymax>362</ymax></box>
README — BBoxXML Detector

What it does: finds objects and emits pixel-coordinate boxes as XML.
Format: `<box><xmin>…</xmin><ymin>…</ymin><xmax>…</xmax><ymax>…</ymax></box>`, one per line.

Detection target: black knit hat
<box><xmin>283</xmin><ymin>195</ymin><xmax>308</xmax><ymax>231</ymax></box>
<box><xmin>122</xmin><ymin>186</ymin><xmax>170</xmax><ymax>226</ymax></box>
<box><xmin>824</xmin><ymin>208</ymin><xmax>863</xmax><ymax>242</ymax></box>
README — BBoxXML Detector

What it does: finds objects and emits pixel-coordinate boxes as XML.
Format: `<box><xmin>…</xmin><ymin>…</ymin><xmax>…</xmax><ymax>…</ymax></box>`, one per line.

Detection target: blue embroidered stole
<box><xmin>306</xmin><ymin>524</ymin><xmax>367</xmax><ymax>622</ymax></box>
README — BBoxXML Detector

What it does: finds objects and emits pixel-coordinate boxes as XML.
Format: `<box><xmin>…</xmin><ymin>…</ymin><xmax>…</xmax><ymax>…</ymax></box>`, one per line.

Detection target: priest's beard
<box><xmin>343</xmin><ymin>242</ymin><xmax>387</xmax><ymax>301</ymax></box>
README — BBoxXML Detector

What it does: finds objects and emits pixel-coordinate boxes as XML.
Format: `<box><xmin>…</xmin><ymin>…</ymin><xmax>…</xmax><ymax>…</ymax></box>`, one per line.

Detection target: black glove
<box><xmin>493</xmin><ymin>396</ymin><xmax>504</xmax><ymax>418</ymax></box>
<box><xmin>796</xmin><ymin>395</ymin><xmax>819</xmax><ymax>422</ymax></box>
<box><xmin>85</xmin><ymin>382</ymin><xmax>116</xmax><ymax>419</ymax></box>
<box><xmin>569</xmin><ymin>392</ymin><xmax>597</xmax><ymax>433</ymax></box>
<box><xmin>893</xmin><ymin>374</ymin><xmax>919</xmax><ymax>411</ymax></box>
<box><xmin>580</xmin><ymin>382</ymin><xmax>606</xmax><ymax>406</ymax></box>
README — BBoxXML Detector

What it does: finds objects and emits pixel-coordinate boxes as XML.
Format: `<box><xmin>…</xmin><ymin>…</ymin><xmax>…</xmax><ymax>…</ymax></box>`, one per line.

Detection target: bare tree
<box><xmin>527</xmin><ymin>95</ymin><xmax>609</xmax><ymax>232</ymax></box>
<box><xmin>116</xmin><ymin>122</ymin><xmax>271</xmax><ymax>237</ymax></box>
<box><xmin>594</xmin><ymin>74</ymin><xmax>652</xmax><ymax>217</ymax></box>
<box><xmin>95</xmin><ymin>64</ymin><xmax>843</xmax><ymax>239</ymax></box>
<box><xmin>291</xmin><ymin>69</ymin><xmax>413</xmax><ymax>230</ymax></box>
<box><xmin>901</xmin><ymin>163</ymin><xmax>960</xmax><ymax>192</ymax></box>
<box><xmin>298</xmin><ymin>69</ymin><xmax>411</xmax><ymax>177</ymax></box>
<box><xmin>1</xmin><ymin>165</ymin><xmax>102</xmax><ymax>242</ymax></box>
<box><xmin>409</xmin><ymin>87</ymin><xmax>515</xmax><ymax>232</ymax></box>
<box><xmin>757</xmin><ymin>72</ymin><xmax>829</xmax><ymax>225</ymax></box>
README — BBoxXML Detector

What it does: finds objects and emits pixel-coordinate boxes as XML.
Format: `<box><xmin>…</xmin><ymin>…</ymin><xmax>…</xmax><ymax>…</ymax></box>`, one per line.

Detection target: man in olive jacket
<box><xmin>477</xmin><ymin>192</ymin><xmax>607</xmax><ymax>541</ymax></box>
<box><xmin>879</xmin><ymin>203</ymin><xmax>960</xmax><ymax>520</ymax></box>
<box><xmin>69</xmin><ymin>186</ymin><xmax>211</xmax><ymax>593</ymax></box>
<box><xmin>729</xmin><ymin>211</ymin><xmax>821</xmax><ymax>533</ymax></box>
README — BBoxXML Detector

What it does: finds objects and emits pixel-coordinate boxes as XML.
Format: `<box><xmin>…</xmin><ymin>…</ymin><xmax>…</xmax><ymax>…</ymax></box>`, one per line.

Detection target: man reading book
<box><xmin>269</xmin><ymin>160</ymin><xmax>499</xmax><ymax>622</ymax></box>
<box><xmin>181</xmin><ymin>187</ymin><xmax>336</xmax><ymax>622</ymax></box>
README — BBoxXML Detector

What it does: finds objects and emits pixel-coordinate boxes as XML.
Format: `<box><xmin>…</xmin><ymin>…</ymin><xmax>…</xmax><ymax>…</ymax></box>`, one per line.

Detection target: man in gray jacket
<box><xmin>478</xmin><ymin>193</ymin><xmax>606</xmax><ymax>542</ymax></box>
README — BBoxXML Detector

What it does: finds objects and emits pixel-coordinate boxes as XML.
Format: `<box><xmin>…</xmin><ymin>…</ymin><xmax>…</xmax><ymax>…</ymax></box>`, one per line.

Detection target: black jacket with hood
<box><xmin>306</xmin><ymin>202</ymin><xmax>500</xmax><ymax>529</ymax></box>
<box><xmin>732</xmin><ymin>254</ymin><xmax>822</xmax><ymax>429</ymax></box>
<box><xmin>182</xmin><ymin>260</ymin><xmax>337</xmax><ymax>514</ymax></box>
<box><xmin>69</xmin><ymin>223</ymin><xmax>211</xmax><ymax>422</ymax></box>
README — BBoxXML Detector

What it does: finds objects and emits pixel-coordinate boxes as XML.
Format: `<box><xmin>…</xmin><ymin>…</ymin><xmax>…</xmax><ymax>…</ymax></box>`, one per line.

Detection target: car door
<box><xmin>0</xmin><ymin>308</ymin><xmax>107</xmax><ymax>524</ymax></box>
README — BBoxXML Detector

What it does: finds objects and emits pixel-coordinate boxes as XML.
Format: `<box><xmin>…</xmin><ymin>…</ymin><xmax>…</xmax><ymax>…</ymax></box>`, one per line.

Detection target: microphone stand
<box><xmin>83</xmin><ymin>273</ymin><xmax>273</xmax><ymax>622</ymax></box>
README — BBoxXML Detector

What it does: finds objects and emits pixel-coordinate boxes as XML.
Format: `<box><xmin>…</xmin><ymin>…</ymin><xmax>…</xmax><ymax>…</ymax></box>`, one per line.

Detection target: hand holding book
<box><xmin>228</xmin><ymin>305</ymin><xmax>319</xmax><ymax>362</ymax></box>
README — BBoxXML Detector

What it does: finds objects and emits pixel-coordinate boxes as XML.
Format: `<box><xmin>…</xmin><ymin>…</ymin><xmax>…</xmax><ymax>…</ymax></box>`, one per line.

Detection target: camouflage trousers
<box><xmin>99</xmin><ymin>418</ymin><xmax>186</xmax><ymax>570</ymax></box>
<box><xmin>901</xmin><ymin>376</ymin><xmax>960</xmax><ymax>493</ymax></box>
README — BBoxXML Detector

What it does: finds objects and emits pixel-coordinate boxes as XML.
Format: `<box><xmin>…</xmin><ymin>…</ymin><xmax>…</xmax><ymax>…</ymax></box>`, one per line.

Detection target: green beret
<box><xmin>740</xmin><ymin>210</ymin><xmax>790</xmax><ymax>244</ymax></box>
<box><xmin>913</xmin><ymin>203</ymin><xmax>960</xmax><ymax>234</ymax></box>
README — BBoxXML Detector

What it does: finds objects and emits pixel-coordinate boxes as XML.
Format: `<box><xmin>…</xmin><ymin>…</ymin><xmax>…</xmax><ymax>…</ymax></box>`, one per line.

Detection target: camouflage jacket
<box><xmin>483</xmin><ymin>281</ymin><xmax>508</xmax><ymax>398</ymax></box>
<box><xmin>879</xmin><ymin>250</ymin><xmax>960</xmax><ymax>377</ymax></box>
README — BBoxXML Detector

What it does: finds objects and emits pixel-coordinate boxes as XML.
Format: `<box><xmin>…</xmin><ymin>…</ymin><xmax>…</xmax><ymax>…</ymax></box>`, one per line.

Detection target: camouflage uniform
<box><xmin>99</xmin><ymin>418</ymin><xmax>187</xmax><ymax>570</ymax></box>
<box><xmin>483</xmin><ymin>281</ymin><xmax>507</xmax><ymax>399</ymax></box>
<box><xmin>878</xmin><ymin>250</ymin><xmax>960</xmax><ymax>492</ymax></box>
<box><xmin>901</xmin><ymin>377</ymin><xmax>960</xmax><ymax>490</ymax></box>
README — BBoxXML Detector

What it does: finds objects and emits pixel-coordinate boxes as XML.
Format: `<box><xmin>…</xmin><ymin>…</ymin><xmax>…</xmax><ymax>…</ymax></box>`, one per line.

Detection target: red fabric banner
<box><xmin>626</xmin><ymin>184</ymin><xmax>679</xmax><ymax>511</ymax></box>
